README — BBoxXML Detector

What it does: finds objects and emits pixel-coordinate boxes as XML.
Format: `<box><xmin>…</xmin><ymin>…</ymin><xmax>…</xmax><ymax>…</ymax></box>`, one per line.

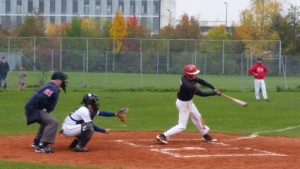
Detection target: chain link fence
<box><xmin>0</xmin><ymin>37</ymin><xmax>299</xmax><ymax>91</ymax></box>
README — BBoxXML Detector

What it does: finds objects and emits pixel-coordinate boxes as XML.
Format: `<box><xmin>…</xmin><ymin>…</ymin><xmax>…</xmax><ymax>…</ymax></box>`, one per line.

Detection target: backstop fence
<box><xmin>0</xmin><ymin>37</ymin><xmax>299</xmax><ymax>91</ymax></box>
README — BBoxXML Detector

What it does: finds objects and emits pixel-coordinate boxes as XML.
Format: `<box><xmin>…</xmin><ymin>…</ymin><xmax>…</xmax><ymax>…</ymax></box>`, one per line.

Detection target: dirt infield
<box><xmin>1</xmin><ymin>132</ymin><xmax>300</xmax><ymax>169</ymax></box>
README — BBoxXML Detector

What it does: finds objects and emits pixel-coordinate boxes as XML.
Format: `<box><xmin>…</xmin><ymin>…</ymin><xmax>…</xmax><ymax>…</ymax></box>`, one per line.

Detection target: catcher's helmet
<box><xmin>82</xmin><ymin>93</ymin><xmax>99</xmax><ymax>113</ymax></box>
<box><xmin>184</xmin><ymin>64</ymin><xmax>200</xmax><ymax>79</ymax></box>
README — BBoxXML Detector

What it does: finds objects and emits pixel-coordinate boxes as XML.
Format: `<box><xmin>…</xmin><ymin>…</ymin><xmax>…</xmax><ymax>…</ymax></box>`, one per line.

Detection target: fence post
<box><xmin>222</xmin><ymin>40</ymin><xmax>225</xmax><ymax>74</ymax></box>
<box><xmin>86</xmin><ymin>38</ymin><xmax>89</xmax><ymax>72</ymax></box>
<box><xmin>167</xmin><ymin>39</ymin><xmax>169</xmax><ymax>73</ymax></box>
<box><xmin>33</xmin><ymin>37</ymin><xmax>36</xmax><ymax>70</ymax></box>
<box><xmin>60</xmin><ymin>37</ymin><xmax>62</xmax><ymax>71</ymax></box>
<box><xmin>140</xmin><ymin>39</ymin><xmax>144</xmax><ymax>89</ymax></box>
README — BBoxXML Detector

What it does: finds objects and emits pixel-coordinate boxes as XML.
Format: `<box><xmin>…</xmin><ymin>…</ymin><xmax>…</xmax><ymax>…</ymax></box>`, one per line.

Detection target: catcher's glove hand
<box><xmin>116</xmin><ymin>107</ymin><xmax>128</xmax><ymax>122</ymax></box>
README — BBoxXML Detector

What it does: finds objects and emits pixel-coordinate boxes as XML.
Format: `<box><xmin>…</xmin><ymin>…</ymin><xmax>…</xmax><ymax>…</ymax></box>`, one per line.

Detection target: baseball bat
<box><xmin>221</xmin><ymin>93</ymin><xmax>248</xmax><ymax>107</ymax></box>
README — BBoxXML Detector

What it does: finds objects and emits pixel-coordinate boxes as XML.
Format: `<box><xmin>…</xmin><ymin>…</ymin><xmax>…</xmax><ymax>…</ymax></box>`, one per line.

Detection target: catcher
<box><xmin>60</xmin><ymin>93</ymin><xmax>128</xmax><ymax>152</ymax></box>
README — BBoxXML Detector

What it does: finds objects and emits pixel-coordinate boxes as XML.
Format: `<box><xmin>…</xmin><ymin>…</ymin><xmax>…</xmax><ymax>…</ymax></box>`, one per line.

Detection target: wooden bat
<box><xmin>221</xmin><ymin>93</ymin><xmax>248</xmax><ymax>107</ymax></box>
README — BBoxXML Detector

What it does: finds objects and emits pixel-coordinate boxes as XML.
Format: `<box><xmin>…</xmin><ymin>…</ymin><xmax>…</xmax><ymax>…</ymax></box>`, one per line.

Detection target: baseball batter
<box><xmin>61</xmin><ymin>93</ymin><xmax>127</xmax><ymax>152</ymax></box>
<box><xmin>249</xmin><ymin>57</ymin><xmax>269</xmax><ymax>102</ymax></box>
<box><xmin>156</xmin><ymin>64</ymin><xmax>221</xmax><ymax>144</ymax></box>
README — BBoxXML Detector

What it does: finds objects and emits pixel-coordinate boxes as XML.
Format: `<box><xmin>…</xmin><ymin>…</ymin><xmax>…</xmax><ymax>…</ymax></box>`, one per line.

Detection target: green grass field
<box><xmin>4</xmin><ymin>71</ymin><xmax>300</xmax><ymax>91</ymax></box>
<box><xmin>0</xmin><ymin>72</ymin><xmax>299</xmax><ymax>168</ymax></box>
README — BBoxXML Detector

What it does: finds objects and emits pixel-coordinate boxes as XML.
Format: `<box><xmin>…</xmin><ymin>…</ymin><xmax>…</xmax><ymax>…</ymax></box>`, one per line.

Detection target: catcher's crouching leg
<box><xmin>73</xmin><ymin>122</ymin><xmax>94</xmax><ymax>152</ymax></box>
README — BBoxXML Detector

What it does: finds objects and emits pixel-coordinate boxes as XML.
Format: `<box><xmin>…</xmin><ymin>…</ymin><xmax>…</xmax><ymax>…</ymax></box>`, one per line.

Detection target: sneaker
<box><xmin>156</xmin><ymin>134</ymin><xmax>168</xmax><ymax>144</ymax></box>
<box><xmin>203</xmin><ymin>134</ymin><xmax>218</xmax><ymax>142</ymax></box>
<box><xmin>73</xmin><ymin>145</ymin><xmax>88</xmax><ymax>152</ymax></box>
<box><xmin>35</xmin><ymin>146</ymin><xmax>54</xmax><ymax>153</ymax></box>
<box><xmin>31</xmin><ymin>138</ymin><xmax>39</xmax><ymax>147</ymax></box>
<box><xmin>264</xmin><ymin>99</ymin><xmax>270</xmax><ymax>102</ymax></box>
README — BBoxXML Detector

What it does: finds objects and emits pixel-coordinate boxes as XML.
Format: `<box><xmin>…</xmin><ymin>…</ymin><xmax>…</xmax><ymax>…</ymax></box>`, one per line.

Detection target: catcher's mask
<box><xmin>184</xmin><ymin>64</ymin><xmax>200</xmax><ymax>80</ymax></box>
<box><xmin>51</xmin><ymin>71</ymin><xmax>68</xmax><ymax>93</ymax></box>
<box><xmin>82</xmin><ymin>93</ymin><xmax>99</xmax><ymax>114</ymax></box>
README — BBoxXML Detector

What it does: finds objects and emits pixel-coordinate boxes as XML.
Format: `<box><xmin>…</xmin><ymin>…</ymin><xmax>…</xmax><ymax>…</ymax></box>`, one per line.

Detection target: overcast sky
<box><xmin>176</xmin><ymin>0</ymin><xmax>300</xmax><ymax>25</ymax></box>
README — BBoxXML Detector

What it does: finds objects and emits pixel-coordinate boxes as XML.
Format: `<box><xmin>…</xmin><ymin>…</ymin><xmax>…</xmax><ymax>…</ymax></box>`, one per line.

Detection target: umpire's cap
<box><xmin>51</xmin><ymin>71</ymin><xmax>68</xmax><ymax>81</ymax></box>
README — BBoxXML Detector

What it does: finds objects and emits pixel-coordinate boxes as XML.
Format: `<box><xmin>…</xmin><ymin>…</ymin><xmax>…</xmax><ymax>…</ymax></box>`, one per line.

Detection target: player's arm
<box><xmin>195</xmin><ymin>78</ymin><xmax>215</xmax><ymax>90</ymax></box>
<box><xmin>249</xmin><ymin>65</ymin><xmax>257</xmax><ymax>76</ymax></box>
<box><xmin>91</xmin><ymin>122</ymin><xmax>111</xmax><ymax>134</ymax></box>
<box><xmin>195</xmin><ymin>78</ymin><xmax>221</xmax><ymax>96</ymax></box>
<box><xmin>195</xmin><ymin>89</ymin><xmax>217</xmax><ymax>97</ymax></box>
<box><xmin>98</xmin><ymin>111</ymin><xmax>116</xmax><ymax>117</ymax></box>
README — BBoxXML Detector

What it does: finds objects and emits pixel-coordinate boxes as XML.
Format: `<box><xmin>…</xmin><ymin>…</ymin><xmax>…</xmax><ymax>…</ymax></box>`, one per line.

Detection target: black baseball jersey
<box><xmin>177</xmin><ymin>75</ymin><xmax>217</xmax><ymax>101</ymax></box>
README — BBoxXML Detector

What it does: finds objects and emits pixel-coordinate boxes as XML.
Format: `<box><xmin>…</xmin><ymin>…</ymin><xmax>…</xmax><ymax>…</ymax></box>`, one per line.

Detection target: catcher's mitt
<box><xmin>116</xmin><ymin>107</ymin><xmax>128</xmax><ymax>122</ymax></box>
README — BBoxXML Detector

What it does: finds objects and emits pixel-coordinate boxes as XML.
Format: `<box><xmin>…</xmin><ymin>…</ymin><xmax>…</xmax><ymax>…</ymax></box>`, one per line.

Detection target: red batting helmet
<box><xmin>184</xmin><ymin>64</ymin><xmax>200</xmax><ymax>79</ymax></box>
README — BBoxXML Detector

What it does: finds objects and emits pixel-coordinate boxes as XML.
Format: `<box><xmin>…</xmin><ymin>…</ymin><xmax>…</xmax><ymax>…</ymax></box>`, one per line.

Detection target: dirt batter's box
<box><xmin>114</xmin><ymin>139</ymin><xmax>287</xmax><ymax>158</ymax></box>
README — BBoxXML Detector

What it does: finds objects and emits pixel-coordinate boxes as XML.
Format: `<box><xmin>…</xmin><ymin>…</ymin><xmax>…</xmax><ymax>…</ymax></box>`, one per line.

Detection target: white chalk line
<box><xmin>150</xmin><ymin>147</ymin><xmax>286</xmax><ymax>158</ymax></box>
<box><xmin>113</xmin><ymin>139</ymin><xmax>287</xmax><ymax>158</ymax></box>
<box><xmin>234</xmin><ymin>125</ymin><xmax>300</xmax><ymax>141</ymax></box>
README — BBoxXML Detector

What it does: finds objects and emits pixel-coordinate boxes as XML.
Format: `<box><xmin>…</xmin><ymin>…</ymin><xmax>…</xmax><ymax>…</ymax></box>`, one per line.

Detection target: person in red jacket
<box><xmin>249</xmin><ymin>57</ymin><xmax>269</xmax><ymax>102</ymax></box>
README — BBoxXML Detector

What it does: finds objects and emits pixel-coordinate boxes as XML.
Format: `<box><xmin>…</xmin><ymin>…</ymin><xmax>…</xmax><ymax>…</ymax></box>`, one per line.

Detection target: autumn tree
<box><xmin>206</xmin><ymin>25</ymin><xmax>231</xmax><ymax>40</ymax></box>
<box><xmin>283</xmin><ymin>5</ymin><xmax>300</xmax><ymax>54</ymax></box>
<box><xmin>126</xmin><ymin>15</ymin><xmax>148</xmax><ymax>38</ymax></box>
<box><xmin>65</xmin><ymin>18</ymin><xmax>85</xmax><ymax>37</ymax></box>
<box><xmin>233</xmin><ymin>0</ymin><xmax>281</xmax><ymax>57</ymax></box>
<box><xmin>110</xmin><ymin>11</ymin><xmax>127</xmax><ymax>52</ymax></box>
<box><xmin>19</xmin><ymin>13</ymin><xmax>45</xmax><ymax>37</ymax></box>
<box><xmin>174</xmin><ymin>13</ymin><xmax>201</xmax><ymax>39</ymax></box>
<box><xmin>45</xmin><ymin>23</ymin><xmax>71</xmax><ymax>37</ymax></box>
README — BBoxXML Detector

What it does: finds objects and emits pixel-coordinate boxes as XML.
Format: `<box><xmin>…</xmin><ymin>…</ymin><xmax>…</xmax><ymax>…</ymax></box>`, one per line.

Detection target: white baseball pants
<box><xmin>62</xmin><ymin>123</ymin><xmax>87</xmax><ymax>137</ymax></box>
<box><xmin>254</xmin><ymin>79</ymin><xmax>268</xmax><ymax>100</ymax></box>
<box><xmin>163</xmin><ymin>99</ymin><xmax>209</xmax><ymax>138</ymax></box>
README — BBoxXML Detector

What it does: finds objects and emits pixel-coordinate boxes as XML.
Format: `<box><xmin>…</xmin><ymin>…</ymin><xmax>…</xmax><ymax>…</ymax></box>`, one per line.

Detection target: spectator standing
<box><xmin>19</xmin><ymin>67</ymin><xmax>27</xmax><ymax>90</ymax></box>
<box><xmin>0</xmin><ymin>56</ymin><xmax>10</xmax><ymax>89</ymax></box>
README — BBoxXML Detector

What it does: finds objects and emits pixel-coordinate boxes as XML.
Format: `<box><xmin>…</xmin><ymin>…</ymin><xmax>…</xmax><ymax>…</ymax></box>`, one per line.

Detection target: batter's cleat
<box><xmin>264</xmin><ymin>99</ymin><xmax>270</xmax><ymax>102</ymax></box>
<box><xmin>156</xmin><ymin>134</ymin><xmax>168</xmax><ymax>144</ymax></box>
<box><xmin>35</xmin><ymin>146</ymin><xmax>54</xmax><ymax>153</ymax></box>
<box><xmin>203</xmin><ymin>134</ymin><xmax>218</xmax><ymax>142</ymax></box>
<box><xmin>73</xmin><ymin>145</ymin><xmax>88</xmax><ymax>152</ymax></box>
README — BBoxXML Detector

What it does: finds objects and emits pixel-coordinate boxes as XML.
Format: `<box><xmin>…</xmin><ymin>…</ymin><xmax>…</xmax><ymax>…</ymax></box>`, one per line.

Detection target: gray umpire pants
<box><xmin>35</xmin><ymin>110</ymin><xmax>59</xmax><ymax>144</ymax></box>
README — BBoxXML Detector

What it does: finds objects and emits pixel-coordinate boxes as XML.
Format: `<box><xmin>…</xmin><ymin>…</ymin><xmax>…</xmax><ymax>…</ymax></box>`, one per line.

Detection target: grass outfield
<box><xmin>0</xmin><ymin>74</ymin><xmax>299</xmax><ymax>168</ymax></box>
<box><xmin>1</xmin><ymin>90</ymin><xmax>299</xmax><ymax>136</ymax></box>
<box><xmin>4</xmin><ymin>71</ymin><xmax>300</xmax><ymax>91</ymax></box>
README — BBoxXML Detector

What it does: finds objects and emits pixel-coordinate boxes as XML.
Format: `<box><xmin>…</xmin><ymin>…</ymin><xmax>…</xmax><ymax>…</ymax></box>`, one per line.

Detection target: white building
<box><xmin>0</xmin><ymin>0</ymin><xmax>176</xmax><ymax>34</ymax></box>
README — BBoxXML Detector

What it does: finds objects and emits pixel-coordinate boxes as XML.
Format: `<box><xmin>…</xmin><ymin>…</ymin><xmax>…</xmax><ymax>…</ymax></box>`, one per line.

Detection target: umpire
<box><xmin>25</xmin><ymin>72</ymin><xmax>68</xmax><ymax>153</ymax></box>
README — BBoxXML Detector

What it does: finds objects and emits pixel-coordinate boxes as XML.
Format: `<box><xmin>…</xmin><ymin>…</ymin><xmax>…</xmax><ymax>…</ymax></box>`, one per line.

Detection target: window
<box><xmin>61</xmin><ymin>16</ymin><xmax>66</xmax><ymax>23</ymax></box>
<box><xmin>17</xmin><ymin>0</ymin><xmax>22</xmax><ymax>14</ymax></box>
<box><xmin>61</xmin><ymin>0</ymin><xmax>67</xmax><ymax>14</ymax></box>
<box><xmin>17</xmin><ymin>16</ymin><xmax>22</xmax><ymax>26</ymax></box>
<box><xmin>142</xmin><ymin>1</ymin><xmax>147</xmax><ymax>14</ymax></box>
<box><xmin>154</xmin><ymin>1</ymin><xmax>159</xmax><ymax>15</ymax></box>
<box><xmin>39</xmin><ymin>0</ymin><xmax>44</xmax><ymax>13</ymax></box>
<box><xmin>95</xmin><ymin>0</ymin><xmax>101</xmax><ymax>15</ymax></box>
<box><xmin>50</xmin><ymin>16</ymin><xmax>55</xmax><ymax>23</ymax></box>
<box><xmin>84</xmin><ymin>0</ymin><xmax>89</xmax><ymax>14</ymax></box>
<box><xmin>73</xmin><ymin>0</ymin><xmax>78</xmax><ymax>14</ymax></box>
<box><xmin>50</xmin><ymin>0</ymin><xmax>55</xmax><ymax>13</ymax></box>
<box><xmin>107</xmin><ymin>0</ymin><xmax>112</xmax><ymax>14</ymax></box>
<box><xmin>119</xmin><ymin>0</ymin><xmax>124</xmax><ymax>13</ymax></box>
<box><xmin>5</xmin><ymin>0</ymin><xmax>10</xmax><ymax>13</ymax></box>
<box><xmin>28</xmin><ymin>0</ymin><xmax>33</xmax><ymax>13</ymax></box>
<box><xmin>130</xmin><ymin>1</ymin><xmax>135</xmax><ymax>15</ymax></box>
